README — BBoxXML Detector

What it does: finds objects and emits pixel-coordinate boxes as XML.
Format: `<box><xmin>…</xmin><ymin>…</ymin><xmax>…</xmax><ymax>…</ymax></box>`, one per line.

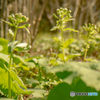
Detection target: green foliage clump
<box><xmin>83</xmin><ymin>23</ymin><xmax>97</xmax><ymax>61</ymax></box>
<box><xmin>0</xmin><ymin>13</ymin><xmax>32</xmax><ymax>99</ymax></box>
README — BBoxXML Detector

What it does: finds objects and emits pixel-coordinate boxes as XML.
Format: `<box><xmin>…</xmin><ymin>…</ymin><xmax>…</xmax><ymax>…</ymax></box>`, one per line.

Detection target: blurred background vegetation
<box><xmin>0</xmin><ymin>0</ymin><xmax>100</xmax><ymax>57</ymax></box>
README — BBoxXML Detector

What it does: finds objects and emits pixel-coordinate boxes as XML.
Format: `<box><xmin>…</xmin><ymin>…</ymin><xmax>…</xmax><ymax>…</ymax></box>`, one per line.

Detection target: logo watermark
<box><xmin>70</xmin><ymin>91</ymin><xmax>98</xmax><ymax>97</ymax></box>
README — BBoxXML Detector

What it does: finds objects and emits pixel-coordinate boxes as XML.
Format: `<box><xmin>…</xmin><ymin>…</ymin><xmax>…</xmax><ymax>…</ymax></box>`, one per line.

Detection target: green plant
<box><xmin>47</xmin><ymin>61</ymin><xmax>100</xmax><ymax>100</ymax></box>
<box><xmin>0</xmin><ymin>13</ymin><xmax>32</xmax><ymax>98</ymax></box>
<box><xmin>83</xmin><ymin>23</ymin><xmax>97</xmax><ymax>61</ymax></box>
<box><xmin>50</xmin><ymin>8</ymin><xmax>80</xmax><ymax>62</ymax></box>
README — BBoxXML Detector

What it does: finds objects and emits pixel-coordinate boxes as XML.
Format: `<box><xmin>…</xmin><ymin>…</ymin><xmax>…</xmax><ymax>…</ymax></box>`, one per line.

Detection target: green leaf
<box><xmin>47</xmin><ymin>82</ymin><xmax>75</xmax><ymax>100</ymax></box>
<box><xmin>38</xmin><ymin>58</ymin><xmax>48</xmax><ymax>67</ymax></box>
<box><xmin>26</xmin><ymin>62</ymin><xmax>35</xmax><ymax>68</ymax></box>
<box><xmin>47</xmin><ymin>82</ymin><xmax>100</xmax><ymax>100</ymax></box>
<box><xmin>0</xmin><ymin>53</ymin><xmax>9</xmax><ymax>63</ymax></box>
<box><xmin>0</xmin><ymin>45</ymin><xmax>3</xmax><ymax>51</ymax></box>
<box><xmin>18</xmin><ymin>24</ymin><xmax>30</xmax><ymax>28</ymax></box>
<box><xmin>25</xmin><ymin>27</ymin><xmax>30</xmax><ymax>34</ymax></box>
<box><xmin>0</xmin><ymin>61</ymin><xmax>33</xmax><ymax>96</ymax></box>
<box><xmin>19</xmin><ymin>64</ymin><xmax>30</xmax><ymax>71</ymax></box>
<box><xmin>49</xmin><ymin>58</ymin><xmax>58</xmax><ymax>66</ymax></box>
<box><xmin>58</xmin><ymin>53</ymin><xmax>64</xmax><ymax>61</ymax></box>
<box><xmin>26</xmin><ymin>78</ymin><xmax>39</xmax><ymax>85</ymax></box>
<box><xmin>32</xmin><ymin>89</ymin><xmax>46</xmax><ymax>98</ymax></box>
<box><xmin>50</xmin><ymin>26</ymin><xmax>59</xmax><ymax>31</ymax></box>
<box><xmin>64</xmin><ymin>28</ymin><xmax>79</xmax><ymax>32</ymax></box>
<box><xmin>65</xmin><ymin>53</ymin><xmax>81</xmax><ymax>61</ymax></box>
<box><xmin>14</xmin><ymin>43</ymin><xmax>31</xmax><ymax>52</ymax></box>
<box><xmin>48</xmin><ymin>62</ymin><xmax>100</xmax><ymax>91</ymax></box>
<box><xmin>1</xmin><ymin>19</ymin><xmax>13</xmax><ymax>26</ymax></box>
<box><xmin>13</xmin><ymin>54</ymin><xmax>35</xmax><ymax>69</ymax></box>
<box><xmin>0</xmin><ymin>38</ymin><xmax>8</xmax><ymax>54</ymax></box>
<box><xmin>11</xmin><ymin>71</ymin><xmax>27</xmax><ymax>90</ymax></box>
<box><xmin>18</xmin><ymin>24</ymin><xmax>30</xmax><ymax>34</ymax></box>
<box><xmin>53</xmin><ymin>14</ymin><xmax>59</xmax><ymax>19</ymax></box>
<box><xmin>61</xmin><ymin>38</ymin><xmax>74</xmax><ymax>48</ymax></box>
<box><xmin>13</xmin><ymin>54</ymin><xmax>27</xmax><ymax>65</ymax></box>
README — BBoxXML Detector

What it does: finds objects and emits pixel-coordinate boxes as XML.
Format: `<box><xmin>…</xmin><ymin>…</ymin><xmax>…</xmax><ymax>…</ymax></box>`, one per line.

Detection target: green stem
<box><xmin>8</xmin><ymin>27</ymin><xmax>17</xmax><ymax>98</ymax></box>
<box><xmin>61</xmin><ymin>20</ymin><xmax>65</xmax><ymax>61</ymax></box>
<box><xmin>8</xmin><ymin>52</ymin><xmax>13</xmax><ymax>98</ymax></box>
<box><xmin>13</xmin><ymin>27</ymin><xmax>17</xmax><ymax>41</ymax></box>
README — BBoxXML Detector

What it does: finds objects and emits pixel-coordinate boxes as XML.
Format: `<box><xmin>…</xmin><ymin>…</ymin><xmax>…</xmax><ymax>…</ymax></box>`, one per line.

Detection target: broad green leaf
<box><xmin>61</xmin><ymin>38</ymin><xmax>74</xmax><ymax>48</ymax></box>
<box><xmin>0</xmin><ymin>38</ymin><xmax>8</xmax><ymax>54</ymax></box>
<box><xmin>11</xmin><ymin>71</ymin><xmax>27</xmax><ymax>90</ymax></box>
<box><xmin>48</xmin><ymin>62</ymin><xmax>100</xmax><ymax>91</ymax></box>
<box><xmin>63</xmin><ymin>28</ymin><xmax>79</xmax><ymax>32</ymax></box>
<box><xmin>47</xmin><ymin>82</ymin><xmax>100</xmax><ymax>100</ymax></box>
<box><xmin>0</xmin><ymin>53</ymin><xmax>9</xmax><ymax>63</ymax></box>
<box><xmin>47</xmin><ymin>82</ymin><xmax>76</xmax><ymax>100</ymax></box>
<box><xmin>14</xmin><ymin>43</ymin><xmax>31</xmax><ymax>52</ymax></box>
<box><xmin>0</xmin><ymin>61</ymin><xmax>33</xmax><ymax>96</ymax></box>
<box><xmin>50</xmin><ymin>26</ymin><xmax>59</xmax><ymax>31</ymax></box>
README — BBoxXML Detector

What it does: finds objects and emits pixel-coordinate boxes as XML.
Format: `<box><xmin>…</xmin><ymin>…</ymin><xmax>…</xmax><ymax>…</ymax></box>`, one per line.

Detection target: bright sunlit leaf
<box><xmin>14</xmin><ymin>43</ymin><xmax>31</xmax><ymax>52</ymax></box>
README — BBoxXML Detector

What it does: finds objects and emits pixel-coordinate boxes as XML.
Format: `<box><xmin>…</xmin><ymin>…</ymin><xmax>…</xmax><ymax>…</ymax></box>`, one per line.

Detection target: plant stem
<box><xmin>13</xmin><ymin>27</ymin><xmax>17</xmax><ymax>41</ymax></box>
<box><xmin>8</xmin><ymin>27</ymin><xmax>17</xmax><ymax>98</ymax></box>
<box><xmin>61</xmin><ymin>20</ymin><xmax>65</xmax><ymax>61</ymax></box>
<box><xmin>8</xmin><ymin>52</ymin><xmax>13</xmax><ymax>98</ymax></box>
